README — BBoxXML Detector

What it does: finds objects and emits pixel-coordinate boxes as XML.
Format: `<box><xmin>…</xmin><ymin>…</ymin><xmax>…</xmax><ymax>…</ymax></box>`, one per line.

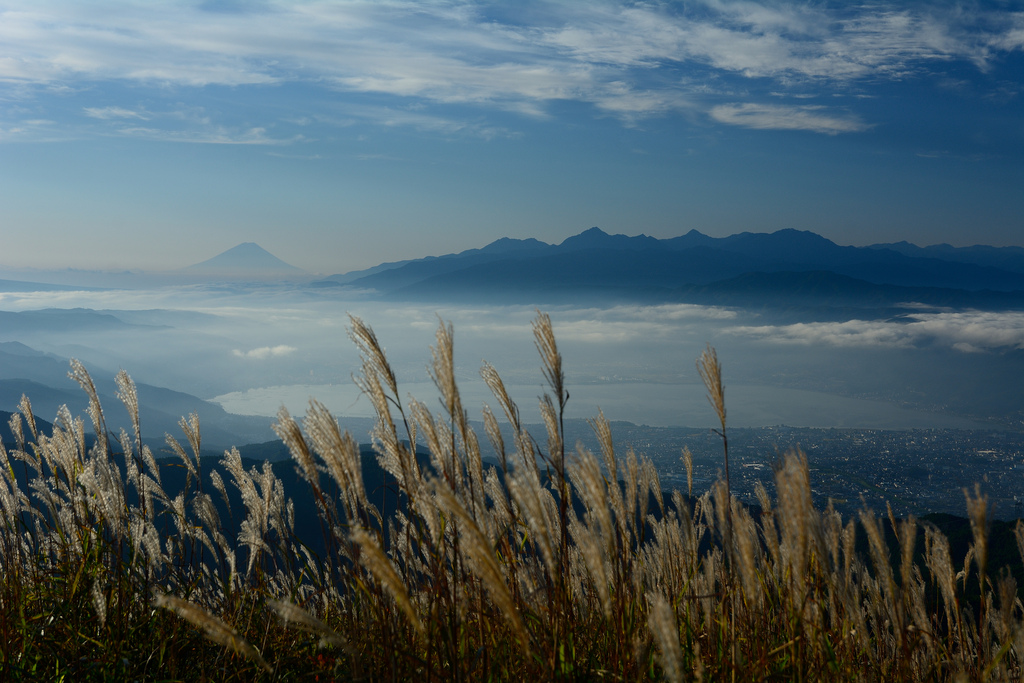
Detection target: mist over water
<box><xmin>1</xmin><ymin>283</ymin><xmax>1018</xmax><ymax>430</ymax></box>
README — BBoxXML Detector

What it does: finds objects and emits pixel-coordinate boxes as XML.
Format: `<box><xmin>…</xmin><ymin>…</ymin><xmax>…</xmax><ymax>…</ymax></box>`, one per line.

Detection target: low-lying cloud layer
<box><xmin>729</xmin><ymin>311</ymin><xmax>1024</xmax><ymax>353</ymax></box>
<box><xmin>1</xmin><ymin>282</ymin><xmax>1021</xmax><ymax>427</ymax></box>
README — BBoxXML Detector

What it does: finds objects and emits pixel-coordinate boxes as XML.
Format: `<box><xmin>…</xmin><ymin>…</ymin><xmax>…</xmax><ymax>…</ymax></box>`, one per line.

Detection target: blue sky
<box><xmin>1</xmin><ymin>0</ymin><xmax>1021</xmax><ymax>274</ymax></box>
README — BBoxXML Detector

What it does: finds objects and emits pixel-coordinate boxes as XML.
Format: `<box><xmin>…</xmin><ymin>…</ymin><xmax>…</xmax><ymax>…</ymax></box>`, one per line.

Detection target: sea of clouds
<box><xmin>1</xmin><ymin>284</ymin><xmax>1020</xmax><ymax>429</ymax></box>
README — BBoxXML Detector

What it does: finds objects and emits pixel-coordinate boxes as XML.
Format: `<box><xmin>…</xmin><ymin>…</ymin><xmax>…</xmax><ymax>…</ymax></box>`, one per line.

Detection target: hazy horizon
<box><xmin>6</xmin><ymin>227</ymin><xmax>1024</xmax><ymax>281</ymax></box>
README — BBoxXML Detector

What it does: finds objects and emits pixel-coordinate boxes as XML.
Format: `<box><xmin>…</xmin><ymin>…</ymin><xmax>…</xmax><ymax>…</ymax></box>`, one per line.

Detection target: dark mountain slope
<box><xmin>0</xmin><ymin>343</ymin><xmax>273</xmax><ymax>450</ymax></box>
<box><xmin>556</xmin><ymin>226</ymin><xmax>663</xmax><ymax>252</ymax></box>
<box><xmin>342</xmin><ymin>227</ymin><xmax>1024</xmax><ymax>302</ymax></box>
<box><xmin>0</xmin><ymin>308</ymin><xmax>136</xmax><ymax>334</ymax></box>
<box><xmin>0</xmin><ymin>279</ymin><xmax>100</xmax><ymax>293</ymax></box>
<box><xmin>316</xmin><ymin>236</ymin><xmax>552</xmax><ymax>286</ymax></box>
<box><xmin>382</xmin><ymin>247</ymin><xmax>764</xmax><ymax>303</ymax></box>
<box><xmin>697</xmin><ymin>230</ymin><xmax>1024</xmax><ymax>291</ymax></box>
<box><xmin>869</xmin><ymin>241</ymin><xmax>1024</xmax><ymax>275</ymax></box>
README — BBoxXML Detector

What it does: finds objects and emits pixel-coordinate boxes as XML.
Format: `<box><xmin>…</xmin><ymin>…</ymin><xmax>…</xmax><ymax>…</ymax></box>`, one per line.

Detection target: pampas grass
<box><xmin>1</xmin><ymin>311</ymin><xmax>1023</xmax><ymax>681</ymax></box>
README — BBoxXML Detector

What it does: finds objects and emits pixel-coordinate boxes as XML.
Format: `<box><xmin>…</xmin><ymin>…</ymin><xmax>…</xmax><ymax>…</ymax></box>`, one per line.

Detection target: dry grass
<box><xmin>1</xmin><ymin>311</ymin><xmax>1022</xmax><ymax>681</ymax></box>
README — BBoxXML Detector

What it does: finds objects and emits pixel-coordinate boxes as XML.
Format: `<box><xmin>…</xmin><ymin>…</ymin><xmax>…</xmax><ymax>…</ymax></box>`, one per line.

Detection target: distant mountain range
<box><xmin>0</xmin><ymin>341</ymin><xmax>275</xmax><ymax>451</ymax></box>
<box><xmin>315</xmin><ymin>228</ymin><xmax>1024</xmax><ymax>310</ymax></box>
<box><xmin>0</xmin><ymin>278</ymin><xmax>99</xmax><ymax>293</ymax></box>
<box><xmin>0</xmin><ymin>242</ymin><xmax>306</xmax><ymax>289</ymax></box>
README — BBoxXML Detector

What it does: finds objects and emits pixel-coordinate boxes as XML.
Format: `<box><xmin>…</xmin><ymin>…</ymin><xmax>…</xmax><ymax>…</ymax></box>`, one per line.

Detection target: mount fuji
<box><xmin>184</xmin><ymin>243</ymin><xmax>304</xmax><ymax>278</ymax></box>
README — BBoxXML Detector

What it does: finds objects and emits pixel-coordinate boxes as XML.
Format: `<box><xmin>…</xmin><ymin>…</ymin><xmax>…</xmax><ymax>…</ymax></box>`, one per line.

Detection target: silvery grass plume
<box><xmin>68</xmin><ymin>359</ymin><xmax>106</xmax><ymax>452</ymax></box>
<box><xmin>532</xmin><ymin>313</ymin><xmax>571</xmax><ymax>583</ymax></box>
<box><xmin>305</xmin><ymin>399</ymin><xmax>377</xmax><ymax>526</ymax></box>
<box><xmin>165</xmin><ymin>413</ymin><xmax>202</xmax><ymax>495</ymax></box>
<box><xmin>568</xmin><ymin>512</ymin><xmax>611</xmax><ymax>619</ymax></box>
<box><xmin>590</xmin><ymin>411</ymin><xmax>630</xmax><ymax>548</ymax></box>
<box><xmin>269</xmin><ymin>598</ymin><xmax>351</xmax><ymax>652</ymax></box>
<box><xmin>349</xmin><ymin>526</ymin><xmax>424</xmax><ymax>636</ymax></box>
<box><xmin>648</xmin><ymin>592</ymin><xmax>683</xmax><ymax>683</ymax></box>
<box><xmin>697</xmin><ymin>344</ymin><xmax>732</xmax><ymax>555</ymax></box>
<box><xmin>431</xmin><ymin>478</ymin><xmax>529</xmax><ymax>652</ymax></box>
<box><xmin>682</xmin><ymin>446</ymin><xmax>694</xmax><ymax>499</ymax></box>
<box><xmin>8</xmin><ymin>311</ymin><xmax>1024</xmax><ymax>681</ymax></box>
<box><xmin>155</xmin><ymin>592</ymin><xmax>271</xmax><ymax>672</ymax></box>
<box><xmin>481</xmin><ymin>360</ymin><xmax>532</xmax><ymax>477</ymax></box>
<box><xmin>348</xmin><ymin>314</ymin><xmax>411</xmax><ymax>469</ymax></box>
<box><xmin>273</xmin><ymin>406</ymin><xmax>319</xmax><ymax>493</ymax></box>
<box><xmin>696</xmin><ymin>344</ymin><xmax>725</xmax><ymax>433</ymax></box>
<box><xmin>774</xmin><ymin>450</ymin><xmax>824</xmax><ymax>606</ymax></box>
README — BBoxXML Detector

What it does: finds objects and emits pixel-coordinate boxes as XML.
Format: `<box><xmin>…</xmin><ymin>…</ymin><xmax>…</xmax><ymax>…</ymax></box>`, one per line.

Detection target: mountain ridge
<box><xmin>185</xmin><ymin>242</ymin><xmax>304</xmax><ymax>276</ymax></box>
<box><xmin>314</xmin><ymin>227</ymin><xmax>1024</xmax><ymax>308</ymax></box>
<box><xmin>0</xmin><ymin>340</ymin><xmax>276</xmax><ymax>450</ymax></box>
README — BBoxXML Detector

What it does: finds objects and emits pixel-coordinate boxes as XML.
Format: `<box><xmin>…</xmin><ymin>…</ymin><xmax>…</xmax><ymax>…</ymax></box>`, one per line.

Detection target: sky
<box><xmin>1</xmin><ymin>0</ymin><xmax>1022</xmax><ymax>274</ymax></box>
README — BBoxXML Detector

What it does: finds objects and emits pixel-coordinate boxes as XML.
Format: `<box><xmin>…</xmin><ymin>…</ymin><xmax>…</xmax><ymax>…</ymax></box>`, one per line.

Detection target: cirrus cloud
<box><xmin>0</xmin><ymin>0</ymin><xmax>1020</xmax><ymax>135</ymax></box>
<box><xmin>709</xmin><ymin>103</ymin><xmax>870</xmax><ymax>134</ymax></box>
<box><xmin>83</xmin><ymin>106</ymin><xmax>149</xmax><ymax>120</ymax></box>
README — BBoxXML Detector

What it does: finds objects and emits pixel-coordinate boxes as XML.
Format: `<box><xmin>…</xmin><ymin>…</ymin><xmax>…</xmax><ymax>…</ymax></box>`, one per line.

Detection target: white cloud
<box><xmin>83</xmin><ymin>106</ymin><xmax>148</xmax><ymax>120</ymax></box>
<box><xmin>729</xmin><ymin>319</ymin><xmax>916</xmax><ymax>348</ymax></box>
<box><xmin>590</xmin><ymin>303</ymin><xmax>738</xmax><ymax>324</ymax></box>
<box><xmin>232</xmin><ymin>344</ymin><xmax>296</xmax><ymax>359</ymax></box>
<box><xmin>450</xmin><ymin>302</ymin><xmax>739</xmax><ymax>345</ymax></box>
<box><xmin>729</xmin><ymin>311</ymin><xmax>1024</xmax><ymax>352</ymax></box>
<box><xmin>905</xmin><ymin>311</ymin><xmax>1024</xmax><ymax>350</ymax></box>
<box><xmin>340</xmin><ymin>104</ymin><xmax>516</xmax><ymax>139</ymax></box>
<box><xmin>0</xmin><ymin>0</ymin><xmax>1019</xmax><ymax>131</ymax></box>
<box><xmin>989</xmin><ymin>12</ymin><xmax>1024</xmax><ymax>51</ymax></box>
<box><xmin>0</xmin><ymin>117</ymin><xmax>63</xmax><ymax>142</ymax></box>
<box><xmin>709</xmin><ymin>103</ymin><xmax>870</xmax><ymax>134</ymax></box>
<box><xmin>112</xmin><ymin>125</ymin><xmax>297</xmax><ymax>145</ymax></box>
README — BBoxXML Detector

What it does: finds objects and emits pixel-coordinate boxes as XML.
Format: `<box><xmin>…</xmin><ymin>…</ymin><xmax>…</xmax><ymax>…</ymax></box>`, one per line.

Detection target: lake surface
<box><xmin>211</xmin><ymin>380</ymin><xmax>992</xmax><ymax>430</ymax></box>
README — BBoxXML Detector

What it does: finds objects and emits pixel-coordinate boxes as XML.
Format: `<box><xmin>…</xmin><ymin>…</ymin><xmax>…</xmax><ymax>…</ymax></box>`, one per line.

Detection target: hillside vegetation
<box><xmin>1</xmin><ymin>312</ymin><xmax>1022</xmax><ymax>681</ymax></box>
